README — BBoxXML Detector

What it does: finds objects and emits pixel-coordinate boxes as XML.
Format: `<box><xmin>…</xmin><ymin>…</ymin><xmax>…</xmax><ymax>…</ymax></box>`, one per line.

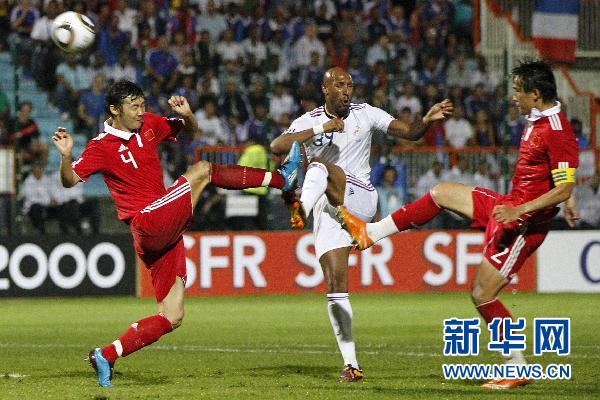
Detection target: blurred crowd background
<box><xmin>0</xmin><ymin>0</ymin><xmax>598</xmax><ymax>235</ymax></box>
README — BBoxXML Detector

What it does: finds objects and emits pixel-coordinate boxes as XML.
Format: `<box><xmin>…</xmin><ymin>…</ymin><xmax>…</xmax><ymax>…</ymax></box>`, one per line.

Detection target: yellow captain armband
<box><xmin>551</xmin><ymin>167</ymin><xmax>576</xmax><ymax>185</ymax></box>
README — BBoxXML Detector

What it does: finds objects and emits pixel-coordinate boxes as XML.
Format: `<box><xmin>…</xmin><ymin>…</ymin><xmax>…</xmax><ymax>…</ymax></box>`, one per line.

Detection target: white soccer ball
<box><xmin>51</xmin><ymin>11</ymin><xmax>96</xmax><ymax>53</ymax></box>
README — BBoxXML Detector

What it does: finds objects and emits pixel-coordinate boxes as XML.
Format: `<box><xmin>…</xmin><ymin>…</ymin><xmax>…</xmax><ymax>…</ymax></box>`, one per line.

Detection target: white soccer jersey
<box><xmin>283</xmin><ymin>103</ymin><xmax>394</xmax><ymax>182</ymax></box>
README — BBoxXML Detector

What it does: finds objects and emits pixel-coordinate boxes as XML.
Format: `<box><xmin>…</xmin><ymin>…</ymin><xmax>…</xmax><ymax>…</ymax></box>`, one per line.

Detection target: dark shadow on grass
<box><xmin>243</xmin><ymin>364</ymin><xmax>340</xmax><ymax>379</ymax></box>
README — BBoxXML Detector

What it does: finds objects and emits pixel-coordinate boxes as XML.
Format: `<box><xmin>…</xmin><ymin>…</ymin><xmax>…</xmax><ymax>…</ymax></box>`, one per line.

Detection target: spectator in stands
<box><xmin>77</xmin><ymin>74</ymin><xmax>106</xmax><ymax>138</ymax></box>
<box><xmin>242</xmin><ymin>25</ymin><xmax>267</xmax><ymax>64</ymax></box>
<box><xmin>169</xmin><ymin>30</ymin><xmax>193</xmax><ymax>64</ymax></box>
<box><xmin>376</xmin><ymin>166</ymin><xmax>408</xmax><ymax>219</ymax></box>
<box><xmin>444</xmin><ymin>104</ymin><xmax>474</xmax><ymax>148</ymax></box>
<box><xmin>222</xmin><ymin>114</ymin><xmax>247</xmax><ymax>145</ymax></box>
<box><xmin>195</xmin><ymin>98</ymin><xmax>227</xmax><ymax>145</ymax></box>
<box><xmin>292</xmin><ymin>22</ymin><xmax>325</xmax><ymax>70</ymax></box>
<box><xmin>30</xmin><ymin>0</ymin><xmax>60</xmax><ymax>91</ymax></box>
<box><xmin>114</xmin><ymin>0</ymin><xmax>138</xmax><ymax>46</ymax></box>
<box><xmin>472</xmin><ymin>54</ymin><xmax>500</xmax><ymax>92</ymax></box>
<box><xmin>218</xmin><ymin>78</ymin><xmax>251</xmax><ymax>124</ymax></box>
<box><xmin>412</xmin><ymin>54</ymin><xmax>445</xmax><ymax>87</ymax></box>
<box><xmin>443</xmin><ymin>155</ymin><xmax>474</xmax><ymax>185</ymax></box>
<box><xmin>98</xmin><ymin>14</ymin><xmax>129</xmax><ymax>67</ymax></box>
<box><xmin>415</xmin><ymin>26</ymin><xmax>445</xmax><ymax>70</ymax></box>
<box><xmin>196</xmin><ymin>0</ymin><xmax>227</xmax><ymax>45</ymax></box>
<box><xmin>314</xmin><ymin>2</ymin><xmax>336</xmax><ymax>41</ymax></box>
<box><xmin>55</xmin><ymin>53</ymin><xmax>92</xmax><ymax>119</ymax></box>
<box><xmin>573</xmin><ymin>169</ymin><xmax>600</xmax><ymax>228</ymax></box>
<box><xmin>145</xmin><ymin>80</ymin><xmax>169</xmax><ymax>115</ymax></box>
<box><xmin>8</xmin><ymin>0</ymin><xmax>39</xmax><ymax>71</ymax></box>
<box><xmin>385</xmin><ymin>4</ymin><xmax>410</xmax><ymax>39</ymax></box>
<box><xmin>465</xmin><ymin>83</ymin><xmax>490</xmax><ymax>119</ymax></box>
<box><xmin>473</xmin><ymin>160</ymin><xmax>496</xmax><ymax>191</ymax></box>
<box><xmin>366</xmin><ymin>34</ymin><xmax>393</xmax><ymax>69</ymax></box>
<box><xmin>266</xmin><ymin>53</ymin><xmax>291</xmax><ymax>86</ymax></box>
<box><xmin>298</xmin><ymin>51</ymin><xmax>324</xmax><ymax>94</ymax></box>
<box><xmin>445</xmin><ymin>52</ymin><xmax>472</xmax><ymax>89</ymax></box>
<box><xmin>20</xmin><ymin>161</ymin><xmax>52</xmax><ymax>234</ymax></box>
<box><xmin>506</xmin><ymin>103</ymin><xmax>525</xmax><ymax>147</ymax></box>
<box><xmin>50</xmin><ymin>170</ymin><xmax>101</xmax><ymax>235</ymax></box>
<box><xmin>246</xmin><ymin>103</ymin><xmax>272</xmax><ymax>146</ymax></box>
<box><xmin>393</xmin><ymin>82</ymin><xmax>422</xmax><ymax>118</ymax></box>
<box><xmin>421</xmin><ymin>82</ymin><xmax>443</xmax><ymax>111</ymax></box>
<box><xmin>8</xmin><ymin>101</ymin><xmax>48</xmax><ymax>168</ymax></box>
<box><xmin>218</xmin><ymin>59</ymin><xmax>243</xmax><ymax>91</ymax></box>
<box><xmin>108</xmin><ymin>51</ymin><xmax>137</xmax><ymax>84</ymax></box>
<box><xmin>0</xmin><ymin>0</ymin><xmax>10</xmax><ymax>51</ymax></box>
<box><xmin>571</xmin><ymin>118</ymin><xmax>590</xmax><ymax>149</ymax></box>
<box><xmin>89</xmin><ymin>53</ymin><xmax>111</xmax><ymax>82</ymax></box>
<box><xmin>216</xmin><ymin>27</ymin><xmax>243</xmax><ymax>63</ymax></box>
<box><xmin>472</xmin><ymin>109</ymin><xmax>496</xmax><ymax>147</ymax></box>
<box><xmin>197</xmin><ymin>68</ymin><xmax>220</xmax><ymax>101</ymax></box>
<box><xmin>137</xmin><ymin>1</ymin><xmax>166</xmax><ymax>41</ymax></box>
<box><xmin>174</xmin><ymin>75</ymin><xmax>199</xmax><ymax>113</ymax></box>
<box><xmin>416</xmin><ymin>160</ymin><xmax>444</xmax><ymax>199</ymax></box>
<box><xmin>146</xmin><ymin>35</ymin><xmax>178</xmax><ymax>89</ymax></box>
<box><xmin>269</xmin><ymin>82</ymin><xmax>295</xmax><ymax>123</ymax></box>
<box><xmin>195</xmin><ymin>30</ymin><xmax>217</xmax><ymax>74</ymax></box>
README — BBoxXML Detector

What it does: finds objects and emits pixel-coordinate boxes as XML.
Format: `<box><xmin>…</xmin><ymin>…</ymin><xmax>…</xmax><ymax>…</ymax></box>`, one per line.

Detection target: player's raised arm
<box><xmin>52</xmin><ymin>127</ymin><xmax>81</xmax><ymax>188</ymax></box>
<box><xmin>270</xmin><ymin>117</ymin><xmax>344</xmax><ymax>155</ymax></box>
<box><xmin>168</xmin><ymin>95</ymin><xmax>197</xmax><ymax>137</ymax></box>
<box><xmin>387</xmin><ymin>99</ymin><xmax>453</xmax><ymax>140</ymax></box>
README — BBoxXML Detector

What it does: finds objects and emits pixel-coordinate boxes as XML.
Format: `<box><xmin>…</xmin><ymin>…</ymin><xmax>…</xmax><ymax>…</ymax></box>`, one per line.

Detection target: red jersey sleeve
<box><xmin>143</xmin><ymin>112</ymin><xmax>185</xmax><ymax>143</ymax></box>
<box><xmin>71</xmin><ymin>139</ymin><xmax>105</xmax><ymax>182</ymax></box>
<box><xmin>543</xmin><ymin>117</ymin><xmax>579</xmax><ymax>186</ymax></box>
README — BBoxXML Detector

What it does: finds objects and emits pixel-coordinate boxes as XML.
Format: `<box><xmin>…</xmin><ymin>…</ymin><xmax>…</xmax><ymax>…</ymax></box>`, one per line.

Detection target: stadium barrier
<box><xmin>0</xmin><ymin>235</ymin><xmax>136</xmax><ymax>297</ymax></box>
<box><xmin>137</xmin><ymin>231</ymin><xmax>536</xmax><ymax>297</ymax></box>
<box><xmin>538</xmin><ymin>231</ymin><xmax>600</xmax><ymax>293</ymax></box>
<box><xmin>0</xmin><ymin>146</ymin><xmax>15</xmax><ymax>195</ymax></box>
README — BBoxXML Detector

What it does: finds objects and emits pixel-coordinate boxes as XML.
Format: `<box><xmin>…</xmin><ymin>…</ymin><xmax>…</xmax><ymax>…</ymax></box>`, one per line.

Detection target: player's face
<box><xmin>114</xmin><ymin>96</ymin><xmax>145</xmax><ymax>131</ymax></box>
<box><xmin>324</xmin><ymin>74</ymin><xmax>354</xmax><ymax>115</ymax></box>
<box><xmin>512</xmin><ymin>76</ymin><xmax>536</xmax><ymax>116</ymax></box>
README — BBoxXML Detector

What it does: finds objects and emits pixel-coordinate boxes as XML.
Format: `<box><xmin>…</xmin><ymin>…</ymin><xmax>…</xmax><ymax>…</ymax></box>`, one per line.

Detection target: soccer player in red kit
<box><xmin>337</xmin><ymin>60</ymin><xmax>580</xmax><ymax>389</ymax></box>
<box><xmin>52</xmin><ymin>80</ymin><xmax>301</xmax><ymax>387</ymax></box>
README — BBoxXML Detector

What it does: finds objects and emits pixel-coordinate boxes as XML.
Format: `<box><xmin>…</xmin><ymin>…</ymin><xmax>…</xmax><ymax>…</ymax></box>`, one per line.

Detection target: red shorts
<box><xmin>130</xmin><ymin>176</ymin><xmax>193</xmax><ymax>302</ymax></box>
<box><xmin>471</xmin><ymin>187</ymin><xmax>549</xmax><ymax>279</ymax></box>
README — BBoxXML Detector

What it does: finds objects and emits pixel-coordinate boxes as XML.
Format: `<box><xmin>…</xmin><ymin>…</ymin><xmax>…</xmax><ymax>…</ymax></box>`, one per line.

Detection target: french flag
<box><xmin>532</xmin><ymin>0</ymin><xmax>579</xmax><ymax>63</ymax></box>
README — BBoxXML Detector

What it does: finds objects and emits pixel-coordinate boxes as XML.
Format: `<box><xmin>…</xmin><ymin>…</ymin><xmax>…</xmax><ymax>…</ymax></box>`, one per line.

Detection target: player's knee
<box><xmin>430</xmin><ymin>182</ymin><xmax>451</xmax><ymax>205</ymax></box>
<box><xmin>471</xmin><ymin>284</ymin><xmax>493</xmax><ymax>306</ymax></box>
<box><xmin>186</xmin><ymin>160</ymin><xmax>210</xmax><ymax>182</ymax></box>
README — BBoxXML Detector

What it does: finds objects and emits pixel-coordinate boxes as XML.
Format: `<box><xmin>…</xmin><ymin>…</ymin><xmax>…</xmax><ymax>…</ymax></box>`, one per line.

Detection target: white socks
<box><xmin>300</xmin><ymin>162</ymin><xmax>328</xmax><ymax>217</ymax></box>
<box><xmin>505</xmin><ymin>350</ymin><xmax>527</xmax><ymax>365</ymax></box>
<box><xmin>327</xmin><ymin>293</ymin><xmax>359</xmax><ymax>369</ymax></box>
<box><xmin>366</xmin><ymin>215</ymin><xmax>399</xmax><ymax>243</ymax></box>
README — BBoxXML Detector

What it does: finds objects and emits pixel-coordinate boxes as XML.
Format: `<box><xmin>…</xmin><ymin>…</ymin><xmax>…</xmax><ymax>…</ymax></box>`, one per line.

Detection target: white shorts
<box><xmin>313</xmin><ymin>175</ymin><xmax>378</xmax><ymax>259</ymax></box>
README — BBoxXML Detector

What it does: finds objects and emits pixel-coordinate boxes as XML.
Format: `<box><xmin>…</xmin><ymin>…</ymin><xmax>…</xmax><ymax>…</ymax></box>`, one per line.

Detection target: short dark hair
<box><xmin>511</xmin><ymin>60</ymin><xmax>557</xmax><ymax>103</ymax></box>
<box><xmin>105</xmin><ymin>80</ymin><xmax>144</xmax><ymax>117</ymax></box>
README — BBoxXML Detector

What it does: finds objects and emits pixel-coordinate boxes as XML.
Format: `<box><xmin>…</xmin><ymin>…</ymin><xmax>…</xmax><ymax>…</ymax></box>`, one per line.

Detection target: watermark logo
<box><xmin>443</xmin><ymin>318</ymin><xmax>480</xmax><ymax>356</ymax></box>
<box><xmin>534</xmin><ymin>318</ymin><xmax>570</xmax><ymax>356</ymax></box>
<box><xmin>487</xmin><ymin>317</ymin><xmax>527</xmax><ymax>356</ymax></box>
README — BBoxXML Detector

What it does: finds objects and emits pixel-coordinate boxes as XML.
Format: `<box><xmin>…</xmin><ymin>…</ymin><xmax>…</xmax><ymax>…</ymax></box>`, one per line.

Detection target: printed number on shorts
<box><xmin>121</xmin><ymin>151</ymin><xmax>139</xmax><ymax>169</ymax></box>
<box><xmin>490</xmin><ymin>247</ymin><xmax>509</xmax><ymax>264</ymax></box>
<box><xmin>313</xmin><ymin>132</ymin><xmax>334</xmax><ymax>147</ymax></box>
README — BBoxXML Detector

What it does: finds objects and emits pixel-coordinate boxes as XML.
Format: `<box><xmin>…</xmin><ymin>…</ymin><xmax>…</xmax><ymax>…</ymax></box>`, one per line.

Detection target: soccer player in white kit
<box><xmin>271</xmin><ymin>67</ymin><xmax>453</xmax><ymax>381</ymax></box>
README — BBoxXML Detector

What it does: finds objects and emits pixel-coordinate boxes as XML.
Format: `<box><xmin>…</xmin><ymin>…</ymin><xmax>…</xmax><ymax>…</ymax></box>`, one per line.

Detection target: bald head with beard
<box><xmin>322</xmin><ymin>67</ymin><xmax>354</xmax><ymax>118</ymax></box>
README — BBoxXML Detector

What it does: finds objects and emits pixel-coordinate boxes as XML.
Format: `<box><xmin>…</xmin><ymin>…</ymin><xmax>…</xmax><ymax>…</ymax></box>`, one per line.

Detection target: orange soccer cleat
<box><xmin>336</xmin><ymin>206</ymin><xmax>374</xmax><ymax>250</ymax></box>
<box><xmin>282</xmin><ymin>190</ymin><xmax>306</xmax><ymax>229</ymax></box>
<box><xmin>481</xmin><ymin>378</ymin><xmax>531</xmax><ymax>389</ymax></box>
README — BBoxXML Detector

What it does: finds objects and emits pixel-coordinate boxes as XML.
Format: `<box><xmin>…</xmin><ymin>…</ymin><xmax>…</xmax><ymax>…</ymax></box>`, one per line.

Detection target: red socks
<box><xmin>209</xmin><ymin>164</ymin><xmax>285</xmax><ymax>190</ymax></box>
<box><xmin>390</xmin><ymin>192</ymin><xmax>442</xmax><ymax>231</ymax></box>
<box><xmin>101</xmin><ymin>314</ymin><xmax>173</xmax><ymax>363</ymax></box>
<box><xmin>476</xmin><ymin>298</ymin><xmax>512</xmax><ymax>339</ymax></box>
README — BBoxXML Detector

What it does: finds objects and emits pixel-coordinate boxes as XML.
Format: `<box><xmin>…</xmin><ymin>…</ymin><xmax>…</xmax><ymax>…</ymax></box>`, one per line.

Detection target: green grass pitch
<box><xmin>1</xmin><ymin>293</ymin><xmax>598</xmax><ymax>399</ymax></box>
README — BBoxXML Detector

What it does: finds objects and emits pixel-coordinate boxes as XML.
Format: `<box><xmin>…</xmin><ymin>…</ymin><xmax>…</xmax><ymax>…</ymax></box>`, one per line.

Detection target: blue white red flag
<box><xmin>532</xmin><ymin>0</ymin><xmax>579</xmax><ymax>63</ymax></box>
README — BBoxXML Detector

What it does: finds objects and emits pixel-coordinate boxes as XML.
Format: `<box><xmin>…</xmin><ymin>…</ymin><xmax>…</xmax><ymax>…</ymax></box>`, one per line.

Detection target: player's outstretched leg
<box><xmin>209</xmin><ymin>141</ymin><xmax>302</xmax><ymax>191</ymax></box>
<box><xmin>337</xmin><ymin>191</ymin><xmax>443</xmax><ymax>249</ymax></box>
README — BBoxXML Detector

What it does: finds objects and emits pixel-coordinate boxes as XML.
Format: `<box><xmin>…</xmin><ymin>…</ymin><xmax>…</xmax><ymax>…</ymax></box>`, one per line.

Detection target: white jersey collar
<box><xmin>526</xmin><ymin>101</ymin><xmax>561</xmax><ymax>122</ymax></box>
<box><xmin>104</xmin><ymin>120</ymin><xmax>136</xmax><ymax>140</ymax></box>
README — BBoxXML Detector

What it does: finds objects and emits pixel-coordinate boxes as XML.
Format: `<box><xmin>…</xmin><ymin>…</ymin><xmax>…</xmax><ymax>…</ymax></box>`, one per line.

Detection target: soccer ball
<box><xmin>51</xmin><ymin>11</ymin><xmax>96</xmax><ymax>53</ymax></box>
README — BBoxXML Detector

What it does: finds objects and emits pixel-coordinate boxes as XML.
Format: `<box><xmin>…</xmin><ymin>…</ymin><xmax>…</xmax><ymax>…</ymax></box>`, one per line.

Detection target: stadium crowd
<box><xmin>0</xmin><ymin>0</ymin><xmax>597</xmax><ymax>232</ymax></box>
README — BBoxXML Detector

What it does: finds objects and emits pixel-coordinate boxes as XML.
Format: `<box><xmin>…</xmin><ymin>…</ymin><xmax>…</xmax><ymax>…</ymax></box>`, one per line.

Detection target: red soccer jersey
<box><xmin>507</xmin><ymin>102</ymin><xmax>579</xmax><ymax>219</ymax></box>
<box><xmin>72</xmin><ymin>112</ymin><xmax>185</xmax><ymax>222</ymax></box>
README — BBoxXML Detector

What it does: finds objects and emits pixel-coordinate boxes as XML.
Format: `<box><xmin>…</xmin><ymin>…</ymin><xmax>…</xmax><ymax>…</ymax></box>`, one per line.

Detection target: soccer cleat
<box><xmin>338</xmin><ymin>365</ymin><xmax>365</xmax><ymax>382</ymax></box>
<box><xmin>336</xmin><ymin>206</ymin><xmax>374</xmax><ymax>250</ymax></box>
<box><xmin>282</xmin><ymin>190</ymin><xmax>306</xmax><ymax>229</ymax></box>
<box><xmin>86</xmin><ymin>348</ymin><xmax>114</xmax><ymax>388</ymax></box>
<box><xmin>481</xmin><ymin>378</ymin><xmax>531</xmax><ymax>389</ymax></box>
<box><xmin>278</xmin><ymin>141</ymin><xmax>302</xmax><ymax>191</ymax></box>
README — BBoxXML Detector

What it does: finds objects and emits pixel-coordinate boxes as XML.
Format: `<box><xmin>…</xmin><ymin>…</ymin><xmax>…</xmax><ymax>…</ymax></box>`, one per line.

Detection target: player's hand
<box><xmin>563</xmin><ymin>195</ymin><xmax>580</xmax><ymax>228</ymax></box>
<box><xmin>52</xmin><ymin>127</ymin><xmax>73</xmax><ymax>158</ymax></box>
<box><xmin>423</xmin><ymin>99</ymin><xmax>453</xmax><ymax>124</ymax></box>
<box><xmin>492</xmin><ymin>204</ymin><xmax>522</xmax><ymax>223</ymax></box>
<box><xmin>168</xmin><ymin>96</ymin><xmax>193</xmax><ymax>117</ymax></box>
<box><xmin>323</xmin><ymin>117</ymin><xmax>344</xmax><ymax>133</ymax></box>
